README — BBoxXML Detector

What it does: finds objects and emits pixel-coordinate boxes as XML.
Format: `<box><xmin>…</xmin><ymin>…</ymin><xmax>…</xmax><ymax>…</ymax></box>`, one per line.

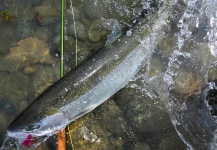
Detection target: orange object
<box><xmin>58</xmin><ymin>130</ymin><xmax>66</xmax><ymax>150</ymax></box>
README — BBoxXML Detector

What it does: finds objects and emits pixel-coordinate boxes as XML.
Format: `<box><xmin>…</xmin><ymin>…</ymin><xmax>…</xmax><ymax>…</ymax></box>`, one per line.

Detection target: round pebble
<box><xmin>68</xmin><ymin>21</ymin><xmax>88</xmax><ymax>41</ymax></box>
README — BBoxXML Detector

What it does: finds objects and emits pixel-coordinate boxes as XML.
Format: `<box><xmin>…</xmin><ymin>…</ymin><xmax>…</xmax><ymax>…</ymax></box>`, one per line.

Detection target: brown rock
<box><xmin>0</xmin><ymin>37</ymin><xmax>56</xmax><ymax>72</ymax></box>
<box><xmin>174</xmin><ymin>71</ymin><xmax>202</xmax><ymax>96</ymax></box>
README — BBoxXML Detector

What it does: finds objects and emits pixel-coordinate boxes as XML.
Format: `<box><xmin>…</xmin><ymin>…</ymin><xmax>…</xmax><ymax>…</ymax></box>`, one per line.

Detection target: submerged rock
<box><xmin>0</xmin><ymin>99</ymin><xmax>16</xmax><ymax>116</ymax></box>
<box><xmin>88</xmin><ymin>19</ymin><xmax>110</xmax><ymax>43</ymax></box>
<box><xmin>15</xmin><ymin>18</ymin><xmax>37</xmax><ymax>40</ymax></box>
<box><xmin>0</xmin><ymin>71</ymin><xmax>29</xmax><ymax>141</ymax></box>
<box><xmin>0</xmin><ymin>37</ymin><xmax>56</xmax><ymax>72</ymax></box>
<box><xmin>31</xmin><ymin>0</ymin><xmax>43</xmax><ymax>7</ymax></box>
<box><xmin>0</xmin><ymin>24</ymin><xmax>16</xmax><ymax>55</ymax></box>
<box><xmin>88</xmin><ymin>18</ymin><xmax>123</xmax><ymax>44</ymax></box>
<box><xmin>133</xmin><ymin>142</ymin><xmax>151</xmax><ymax>150</ymax></box>
<box><xmin>35</xmin><ymin>6</ymin><xmax>59</xmax><ymax>26</ymax></box>
<box><xmin>83</xmin><ymin>0</ymin><xmax>109</xmax><ymax>20</ymax></box>
<box><xmin>31</xmin><ymin>65</ymin><xmax>60</xmax><ymax>99</ymax></box>
<box><xmin>65</xmin><ymin>6</ymin><xmax>80</xmax><ymax>23</ymax></box>
<box><xmin>158</xmin><ymin>135</ymin><xmax>186</xmax><ymax>150</ymax></box>
<box><xmin>33</xmin><ymin>26</ymin><xmax>52</xmax><ymax>42</ymax></box>
<box><xmin>0</xmin><ymin>71</ymin><xmax>29</xmax><ymax>105</ymax></box>
<box><xmin>66</xmin><ymin>113</ymin><xmax>111</xmax><ymax>150</ymax></box>
<box><xmin>208</xmin><ymin>63</ymin><xmax>217</xmax><ymax>83</ymax></box>
<box><xmin>114</xmin><ymin>87</ymin><xmax>185</xmax><ymax>148</ymax></box>
<box><xmin>174</xmin><ymin>70</ymin><xmax>202</xmax><ymax>96</ymax></box>
<box><xmin>68</xmin><ymin>21</ymin><xmax>88</xmax><ymax>41</ymax></box>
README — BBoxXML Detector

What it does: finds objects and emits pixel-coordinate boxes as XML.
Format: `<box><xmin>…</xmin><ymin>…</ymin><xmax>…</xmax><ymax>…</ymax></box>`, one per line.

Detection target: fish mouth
<box><xmin>3</xmin><ymin>131</ymin><xmax>49</xmax><ymax>149</ymax></box>
<box><xmin>1</xmin><ymin>136</ymin><xmax>17</xmax><ymax>150</ymax></box>
<box><xmin>20</xmin><ymin>134</ymin><xmax>48</xmax><ymax>148</ymax></box>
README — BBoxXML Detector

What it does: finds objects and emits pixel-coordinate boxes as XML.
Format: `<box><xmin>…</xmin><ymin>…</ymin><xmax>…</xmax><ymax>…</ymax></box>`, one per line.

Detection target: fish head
<box><xmin>6</xmin><ymin>109</ymin><xmax>66</xmax><ymax>148</ymax></box>
<box><xmin>6</xmin><ymin>121</ymin><xmax>46</xmax><ymax>148</ymax></box>
<box><xmin>8</xmin><ymin>108</ymin><xmax>43</xmax><ymax>133</ymax></box>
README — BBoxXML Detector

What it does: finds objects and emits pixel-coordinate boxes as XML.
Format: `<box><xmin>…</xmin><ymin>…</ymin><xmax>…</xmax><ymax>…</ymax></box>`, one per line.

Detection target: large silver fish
<box><xmin>2</xmin><ymin>0</ymin><xmax>177</xmax><ymax>149</ymax></box>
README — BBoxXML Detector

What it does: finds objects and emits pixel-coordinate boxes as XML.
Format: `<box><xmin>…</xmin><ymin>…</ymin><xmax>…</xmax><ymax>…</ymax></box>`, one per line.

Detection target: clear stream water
<box><xmin>140</xmin><ymin>0</ymin><xmax>217</xmax><ymax>149</ymax></box>
<box><xmin>0</xmin><ymin>0</ymin><xmax>217</xmax><ymax>149</ymax></box>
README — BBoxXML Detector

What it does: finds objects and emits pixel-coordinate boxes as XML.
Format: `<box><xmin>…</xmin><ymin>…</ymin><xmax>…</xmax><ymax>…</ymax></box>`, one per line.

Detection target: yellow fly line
<box><xmin>70</xmin><ymin>0</ymin><xmax>78</xmax><ymax>66</ymax></box>
<box><xmin>67</xmin><ymin>0</ymin><xmax>77</xmax><ymax>149</ymax></box>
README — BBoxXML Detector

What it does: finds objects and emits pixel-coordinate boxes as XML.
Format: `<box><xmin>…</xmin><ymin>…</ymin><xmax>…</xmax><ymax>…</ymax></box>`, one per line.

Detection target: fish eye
<box><xmin>25</xmin><ymin>124</ymin><xmax>40</xmax><ymax>131</ymax></box>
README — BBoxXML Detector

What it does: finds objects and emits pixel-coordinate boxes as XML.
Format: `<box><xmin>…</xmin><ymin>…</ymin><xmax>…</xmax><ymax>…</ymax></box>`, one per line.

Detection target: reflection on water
<box><xmin>136</xmin><ymin>0</ymin><xmax>217</xmax><ymax>149</ymax></box>
<box><xmin>0</xmin><ymin>0</ymin><xmax>216</xmax><ymax>149</ymax></box>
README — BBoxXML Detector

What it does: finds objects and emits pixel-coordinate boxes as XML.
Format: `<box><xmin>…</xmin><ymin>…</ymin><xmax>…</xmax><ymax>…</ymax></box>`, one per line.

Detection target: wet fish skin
<box><xmin>4</xmin><ymin>0</ymin><xmax>176</xmax><ymax>148</ymax></box>
<box><xmin>8</xmin><ymin>23</ymin><xmax>147</xmax><ymax>137</ymax></box>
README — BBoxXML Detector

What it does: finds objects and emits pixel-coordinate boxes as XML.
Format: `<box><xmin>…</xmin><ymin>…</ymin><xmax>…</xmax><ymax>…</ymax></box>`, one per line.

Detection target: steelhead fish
<box><xmin>1</xmin><ymin>0</ymin><xmax>177</xmax><ymax>149</ymax></box>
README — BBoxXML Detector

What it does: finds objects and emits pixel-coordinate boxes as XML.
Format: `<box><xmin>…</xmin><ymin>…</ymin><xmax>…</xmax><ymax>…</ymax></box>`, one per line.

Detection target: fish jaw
<box><xmin>6</xmin><ymin>132</ymin><xmax>46</xmax><ymax>149</ymax></box>
<box><xmin>6</xmin><ymin>112</ymin><xmax>67</xmax><ymax>148</ymax></box>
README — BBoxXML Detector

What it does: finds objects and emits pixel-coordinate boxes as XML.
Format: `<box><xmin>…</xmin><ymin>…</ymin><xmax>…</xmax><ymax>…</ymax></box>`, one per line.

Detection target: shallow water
<box><xmin>0</xmin><ymin>0</ymin><xmax>216</xmax><ymax>149</ymax></box>
<box><xmin>134</xmin><ymin>0</ymin><xmax>217</xmax><ymax>149</ymax></box>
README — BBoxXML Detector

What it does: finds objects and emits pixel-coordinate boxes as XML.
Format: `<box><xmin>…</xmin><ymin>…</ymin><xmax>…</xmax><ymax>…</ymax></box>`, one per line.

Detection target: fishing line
<box><xmin>66</xmin><ymin>0</ymin><xmax>77</xmax><ymax>149</ymax></box>
<box><xmin>67</xmin><ymin>126</ymin><xmax>75</xmax><ymax>150</ymax></box>
<box><xmin>70</xmin><ymin>0</ymin><xmax>78</xmax><ymax>66</ymax></box>
<box><xmin>58</xmin><ymin>0</ymin><xmax>66</xmax><ymax>150</ymax></box>
<box><xmin>60</xmin><ymin>0</ymin><xmax>65</xmax><ymax>78</ymax></box>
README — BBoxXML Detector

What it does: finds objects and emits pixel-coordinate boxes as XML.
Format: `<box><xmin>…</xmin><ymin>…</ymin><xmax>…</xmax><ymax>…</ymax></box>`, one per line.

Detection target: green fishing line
<box><xmin>60</xmin><ymin>0</ymin><xmax>64</xmax><ymax>78</ymax></box>
<box><xmin>60</xmin><ymin>1</ymin><xmax>75</xmax><ymax>149</ymax></box>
